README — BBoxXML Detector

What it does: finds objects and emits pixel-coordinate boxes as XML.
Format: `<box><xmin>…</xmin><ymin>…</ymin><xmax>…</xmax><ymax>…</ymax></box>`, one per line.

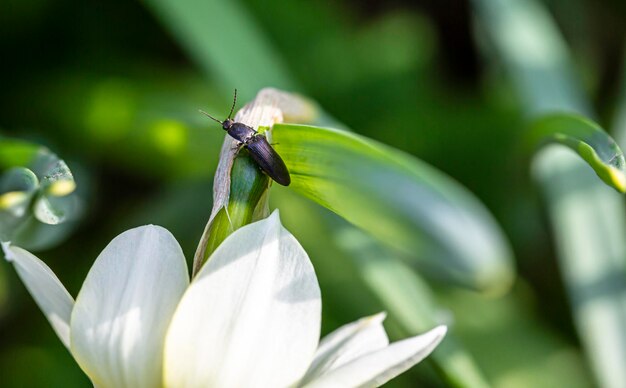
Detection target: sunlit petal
<box><xmin>303</xmin><ymin>325</ymin><xmax>447</xmax><ymax>388</ymax></box>
<box><xmin>2</xmin><ymin>242</ymin><xmax>74</xmax><ymax>349</ymax></box>
<box><xmin>300</xmin><ymin>312</ymin><xmax>389</xmax><ymax>384</ymax></box>
<box><xmin>70</xmin><ymin>226</ymin><xmax>189</xmax><ymax>388</ymax></box>
<box><xmin>164</xmin><ymin>211</ymin><xmax>321</xmax><ymax>388</ymax></box>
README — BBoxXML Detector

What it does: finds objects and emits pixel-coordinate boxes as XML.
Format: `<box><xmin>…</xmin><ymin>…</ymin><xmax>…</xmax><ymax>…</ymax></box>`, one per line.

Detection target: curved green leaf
<box><xmin>529</xmin><ymin>113</ymin><xmax>626</xmax><ymax>193</ymax></box>
<box><xmin>273</xmin><ymin>123</ymin><xmax>514</xmax><ymax>293</ymax></box>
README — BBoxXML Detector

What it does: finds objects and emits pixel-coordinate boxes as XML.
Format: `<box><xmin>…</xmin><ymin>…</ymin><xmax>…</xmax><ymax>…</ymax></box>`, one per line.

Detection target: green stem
<box><xmin>193</xmin><ymin>151</ymin><xmax>270</xmax><ymax>276</ymax></box>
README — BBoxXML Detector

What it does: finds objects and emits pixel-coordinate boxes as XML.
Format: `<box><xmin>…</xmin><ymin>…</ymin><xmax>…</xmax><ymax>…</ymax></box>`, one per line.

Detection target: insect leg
<box><xmin>230</xmin><ymin>141</ymin><xmax>244</xmax><ymax>152</ymax></box>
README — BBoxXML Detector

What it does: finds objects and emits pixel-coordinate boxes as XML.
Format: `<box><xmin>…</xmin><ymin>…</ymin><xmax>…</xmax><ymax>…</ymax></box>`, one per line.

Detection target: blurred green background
<box><xmin>1</xmin><ymin>0</ymin><xmax>626</xmax><ymax>386</ymax></box>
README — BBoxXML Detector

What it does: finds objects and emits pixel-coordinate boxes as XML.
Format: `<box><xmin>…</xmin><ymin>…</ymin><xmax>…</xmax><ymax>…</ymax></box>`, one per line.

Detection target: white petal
<box><xmin>2</xmin><ymin>241</ymin><xmax>74</xmax><ymax>349</ymax></box>
<box><xmin>70</xmin><ymin>226</ymin><xmax>189</xmax><ymax>388</ymax></box>
<box><xmin>303</xmin><ymin>325</ymin><xmax>447</xmax><ymax>388</ymax></box>
<box><xmin>164</xmin><ymin>211</ymin><xmax>321</xmax><ymax>388</ymax></box>
<box><xmin>300</xmin><ymin>313</ymin><xmax>389</xmax><ymax>384</ymax></box>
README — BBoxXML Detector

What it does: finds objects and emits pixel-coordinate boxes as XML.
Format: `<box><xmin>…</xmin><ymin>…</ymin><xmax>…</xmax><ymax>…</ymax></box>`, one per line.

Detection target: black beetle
<box><xmin>200</xmin><ymin>90</ymin><xmax>291</xmax><ymax>186</ymax></box>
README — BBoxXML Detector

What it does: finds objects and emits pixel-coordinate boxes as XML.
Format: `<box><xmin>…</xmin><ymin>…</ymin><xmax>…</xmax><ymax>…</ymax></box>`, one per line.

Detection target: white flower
<box><xmin>2</xmin><ymin>211</ymin><xmax>446</xmax><ymax>387</ymax></box>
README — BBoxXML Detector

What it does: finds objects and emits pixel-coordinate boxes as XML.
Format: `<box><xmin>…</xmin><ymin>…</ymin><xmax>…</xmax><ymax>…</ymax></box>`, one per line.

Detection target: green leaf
<box><xmin>193</xmin><ymin>152</ymin><xmax>270</xmax><ymax>275</ymax></box>
<box><xmin>529</xmin><ymin>113</ymin><xmax>626</xmax><ymax>193</ymax></box>
<box><xmin>0</xmin><ymin>139</ymin><xmax>40</xmax><ymax>168</ymax></box>
<box><xmin>438</xmin><ymin>286</ymin><xmax>594</xmax><ymax>387</ymax></box>
<box><xmin>273</xmin><ymin>123</ymin><xmax>514</xmax><ymax>293</ymax></box>
<box><xmin>337</xmin><ymin>226</ymin><xmax>490</xmax><ymax>388</ymax></box>
<box><xmin>143</xmin><ymin>0</ymin><xmax>297</xmax><ymax>97</ymax></box>
<box><xmin>474</xmin><ymin>0</ymin><xmax>626</xmax><ymax>385</ymax></box>
<box><xmin>613</xmin><ymin>52</ymin><xmax>626</xmax><ymax>152</ymax></box>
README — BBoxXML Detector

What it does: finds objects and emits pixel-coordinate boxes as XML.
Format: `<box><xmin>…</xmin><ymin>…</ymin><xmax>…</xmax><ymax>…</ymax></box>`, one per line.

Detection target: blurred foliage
<box><xmin>2</xmin><ymin>0</ymin><xmax>626</xmax><ymax>386</ymax></box>
<box><xmin>474</xmin><ymin>0</ymin><xmax>626</xmax><ymax>386</ymax></box>
<box><xmin>0</xmin><ymin>138</ymin><xmax>80</xmax><ymax>250</ymax></box>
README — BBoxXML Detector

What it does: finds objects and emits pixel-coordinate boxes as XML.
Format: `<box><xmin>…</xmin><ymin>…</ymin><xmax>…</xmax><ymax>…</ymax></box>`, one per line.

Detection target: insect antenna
<box><xmin>227</xmin><ymin>88</ymin><xmax>237</xmax><ymax>119</ymax></box>
<box><xmin>198</xmin><ymin>109</ymin><xmax>223</xmax><ymax>124</ymax></box>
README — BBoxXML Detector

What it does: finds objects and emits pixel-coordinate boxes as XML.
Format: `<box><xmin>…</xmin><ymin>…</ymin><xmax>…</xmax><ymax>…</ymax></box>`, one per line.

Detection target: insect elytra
<box><xmin>200</xmin><ymin>90</ymin><xmax>291</xmax><ymax>186</ymax></box>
